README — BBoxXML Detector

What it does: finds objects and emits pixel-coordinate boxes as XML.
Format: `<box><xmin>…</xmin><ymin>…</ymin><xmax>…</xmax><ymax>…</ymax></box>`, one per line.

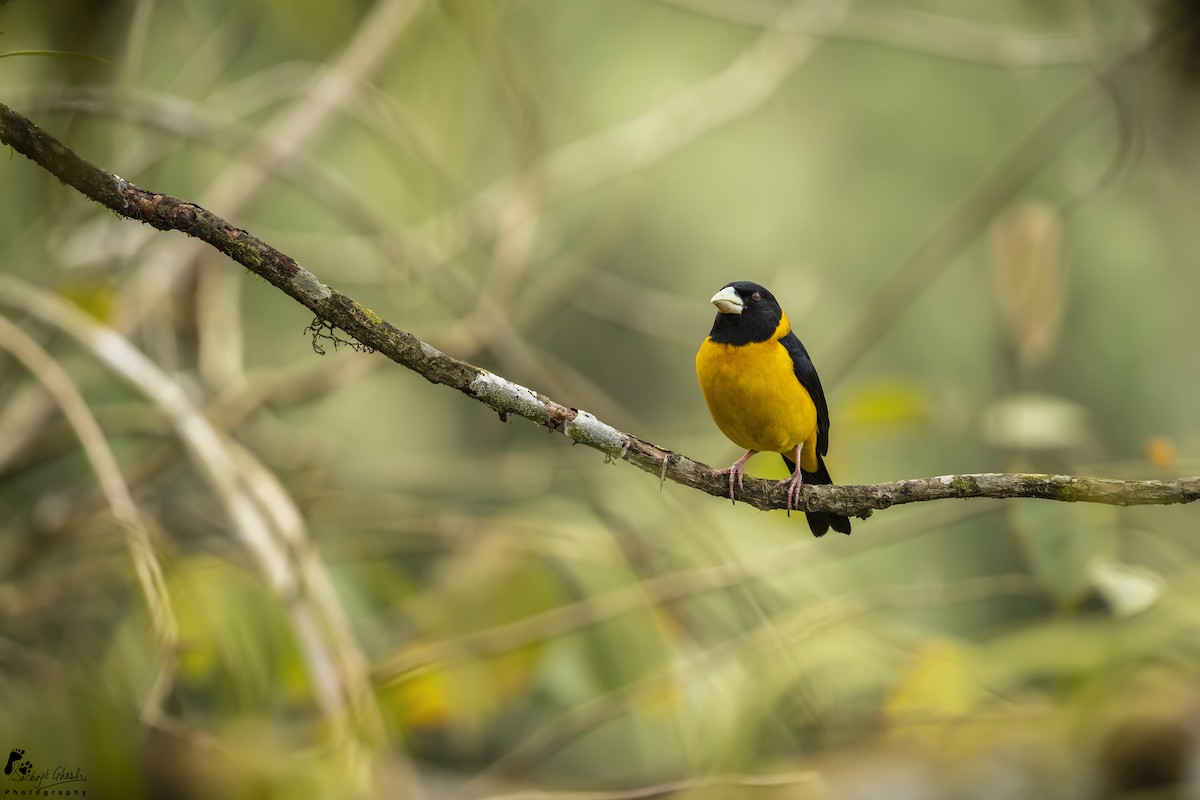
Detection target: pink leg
<box><xmin>714</xmin><ymin>450</ymin><xmax>757</xmax><ymax>505</ymax></box>
<box><xmin>781</xmin><ymin>445</ymin><xmax>804</xmax><ymax>517</ymax></box>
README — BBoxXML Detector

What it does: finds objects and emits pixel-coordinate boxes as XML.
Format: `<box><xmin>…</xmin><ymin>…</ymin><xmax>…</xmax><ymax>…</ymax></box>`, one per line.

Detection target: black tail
<box><xmin>781</xmin><ymin>453</ymin><xmax>852</xmax><ymax>537</ymax></box>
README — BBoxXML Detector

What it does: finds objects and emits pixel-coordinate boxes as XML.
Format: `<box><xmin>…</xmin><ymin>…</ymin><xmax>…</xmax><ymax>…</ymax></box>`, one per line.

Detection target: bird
<box><xmin>695</xmin><ymin>281</ymin><xmax>851</xmax><ymax>537</ymax></box>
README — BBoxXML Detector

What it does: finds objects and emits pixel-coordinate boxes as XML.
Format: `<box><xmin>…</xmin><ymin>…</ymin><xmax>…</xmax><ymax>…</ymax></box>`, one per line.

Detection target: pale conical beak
<box><xmin>710</xmin><ymin>286</ymin><xmax>743</xmax><ymax>315</ymax></box>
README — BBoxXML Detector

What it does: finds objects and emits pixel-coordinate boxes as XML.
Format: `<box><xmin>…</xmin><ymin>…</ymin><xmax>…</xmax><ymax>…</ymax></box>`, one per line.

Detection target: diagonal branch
<box><xmin>2</xmin><ymin>100</ymin><xmax>1196</xmax><ymax>521</ymax></box>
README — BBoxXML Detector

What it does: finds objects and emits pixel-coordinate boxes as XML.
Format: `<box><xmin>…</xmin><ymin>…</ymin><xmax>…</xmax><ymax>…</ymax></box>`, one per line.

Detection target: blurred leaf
<box><xmin>885</xmin><ymin>640</ymin><xmax>982</xmax><ymax>733</ymax></box>
<box><xmin>1088</xmin><ymin>557</ymin><xmax>1165</xmax><ymax>618</ymax></box>
<box><xmin>982</xmin><ymin>608</ymin><xmax>1180</xmax><ymax>693</ymax></box>
<box><xmin>99</xmin><ymin>606</ymin><xmax>165</xmax><ymax>709</ymax></box>
<box><xmin>58</xmin><ymin>277</ymin><xmax>118</xmax><ymax>323</ymax></box>
<box><xmin>406</xmin><ymin>535</ymin><xmax>568</xmax><ymax>637</ymax></box>
<box><xmin>988</xmin><ymin>201</ymin><xmax>1066</xmax><ymax>367</ymax></box>
<box><xmin>1142</xmin><ymin>435</ymin><xmax>1178</xmax><ymax>468</ymax></box>
<box><xmin>392</xmin><ymin>660</ymin><xmax>495</xmax><ymax>733</ymax></box>
<box><xmin>438</xmin><ymin>0</ymin><xmax>499</xmax><ymax>37</ymax></box>
<box><xmin>537</xmin><ymin>632</ymin><xmax>606</xmax><ymax>707</ymax></box>
<box><xmin>249</xmin><ymin>0</ymin><xmax>364</xmax><ymax>55</ymax></box>
<box><xmin>842</xmin><ymin>378</ymin><xmax>930</xmax><ymax>428</ymax></box>
<box><xmin>980</xmin><ymin>392</ymin><xmax>1091</xmax><ymax>450</ymax></box>
<box><xmin>168</xmin><ymin>556</ymin><xmax>309</xmax><ymax>709</ymax></box>
<box><xmin>1011</xmin><ymin>501</ymin><xmax>1118</xmax><ymax>607</ymax></box>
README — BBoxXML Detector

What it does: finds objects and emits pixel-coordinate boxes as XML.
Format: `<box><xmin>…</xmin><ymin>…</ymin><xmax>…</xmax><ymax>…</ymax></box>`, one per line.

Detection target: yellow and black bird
<box><xmin>696</xmin><ymin>281</ymin><xmax>851</xmax><ymax>537</ymax></box>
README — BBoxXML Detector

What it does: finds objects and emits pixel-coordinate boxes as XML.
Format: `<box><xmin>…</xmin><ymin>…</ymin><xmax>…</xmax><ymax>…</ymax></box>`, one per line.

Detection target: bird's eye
<box><xmin>751</xmin><ymin>291</ymin><xmax>761</xmax><ymax>302</ymax></box>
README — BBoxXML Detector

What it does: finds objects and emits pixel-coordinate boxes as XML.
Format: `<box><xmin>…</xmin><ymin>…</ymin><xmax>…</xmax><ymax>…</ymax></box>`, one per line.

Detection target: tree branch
<box><xmin>3</xmin><ymin>100</ymin><xmax>1197</xmax><ymax>520</ymax></box>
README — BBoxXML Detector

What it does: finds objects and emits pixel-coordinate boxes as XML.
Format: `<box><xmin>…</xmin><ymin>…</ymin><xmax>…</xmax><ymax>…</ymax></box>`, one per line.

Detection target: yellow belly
<box><xmin>696</xmin><ymin>338</ymin><xmax>818</xmax><ymax>461</ymax></box>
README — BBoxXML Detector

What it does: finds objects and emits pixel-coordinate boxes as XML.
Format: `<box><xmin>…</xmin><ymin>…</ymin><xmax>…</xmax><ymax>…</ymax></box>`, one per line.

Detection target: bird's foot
<box><xmin>781</xmin><ymin>472</ymin><xmax>804</xmax><ymax>517</ymax></box>
<box><xmin>713</xmin><ymin>463</ymin><xmax>746</xmax><ymax>505</ymax></box>
<box><xmin>714</xmin><ymin>451</ymin><xmax>756</xmax><ymax>505</ymax></box>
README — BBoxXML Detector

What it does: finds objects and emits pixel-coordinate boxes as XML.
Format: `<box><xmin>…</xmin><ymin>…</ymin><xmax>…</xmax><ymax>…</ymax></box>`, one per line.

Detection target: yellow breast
<box><xmin>695</xmin><ymin>337</ymin><xmax>818</xmax><ymax>455</ymax></box>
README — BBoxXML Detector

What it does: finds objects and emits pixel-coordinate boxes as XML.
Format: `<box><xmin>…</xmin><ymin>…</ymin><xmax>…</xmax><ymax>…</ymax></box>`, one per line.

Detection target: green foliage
<box><xmin>0</xmin><ymin>1</ymin><xmax>1197</xmax><ymax>797</ymax></box>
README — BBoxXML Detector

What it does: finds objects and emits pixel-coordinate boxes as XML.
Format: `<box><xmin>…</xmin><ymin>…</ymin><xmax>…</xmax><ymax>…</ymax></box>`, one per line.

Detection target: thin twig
<box><xmin>656</xmin><ymin>0</ymin><xmax>1128</xmax><ymax>67</ymax></box>
<box><xmin>0</xmin><ymin>274</ymin><xmax>388</xmax><ymax>793</ymax></box>
<box><xmin>0</xmin><ymin>312</ymin><xmax>177</xmax><ymax>722</ymax></box>
<box><xmin>819</xmin><ymin>44</ymin><xmax>1153</xmax><ymax>385</ymax></box>
<box><xmin>479</xmin><ymin>768</ymin><xmax>825</xmax><ymax>800</ymax></box>
<box><xmin>1</xmin><ymin>101</ymin><xmax>1196</xmax><ymax>520</ymax></box>
<box><xmin>465</xmin><ymin>573</ymin><xmax>1045</xmax><ymax>781</ymax></box>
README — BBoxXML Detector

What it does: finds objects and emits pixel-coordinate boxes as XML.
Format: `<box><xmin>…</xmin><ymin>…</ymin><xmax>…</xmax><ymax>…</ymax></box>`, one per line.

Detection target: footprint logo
<box><xmin>16</xmin><ymin>761</ymin><xmax>30</xmax><ymax>776</ymax></box>
<box><xmin>3</xmin><ymin>749</ymin><xmax>22</xmax><ymax>776</ymax></box>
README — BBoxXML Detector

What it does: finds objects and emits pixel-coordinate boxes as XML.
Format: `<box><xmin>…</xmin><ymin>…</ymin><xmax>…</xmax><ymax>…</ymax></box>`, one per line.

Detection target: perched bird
<box><xmin>695</xmin><ymin>281</ymin><xmax>851</xmax><ymax>537</ymax></box>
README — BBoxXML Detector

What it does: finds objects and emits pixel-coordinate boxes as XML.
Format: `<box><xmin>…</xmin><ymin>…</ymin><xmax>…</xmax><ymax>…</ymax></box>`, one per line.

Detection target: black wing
<box><xmin>779</xmin><ymin>331</ymin><xmax>830</xmax><ymax>456</ymax></box>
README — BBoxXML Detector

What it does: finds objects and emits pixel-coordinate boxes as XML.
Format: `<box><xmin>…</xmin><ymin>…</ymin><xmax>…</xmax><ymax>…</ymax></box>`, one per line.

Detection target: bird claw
<box><xmin>714</xmin><ymin>463</ymin><xmax>747</xmax><ymax>505</ymax></box>
<box><xmin>781</xmin><ymin>473</ymin><xmax>804</xmax><ymax>517</ymax></box>
<box><xmin>713</xmin><ymin>451</ymin><xmax>756</xmax><ymax>506</ymax></box>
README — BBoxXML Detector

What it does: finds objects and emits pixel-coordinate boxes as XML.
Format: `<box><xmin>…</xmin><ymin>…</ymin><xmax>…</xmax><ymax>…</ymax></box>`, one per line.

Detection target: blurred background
<box><xmin>1</xmin><ymin>1</ymin><xmax>1199</xmax><ymax>797</ymax></box>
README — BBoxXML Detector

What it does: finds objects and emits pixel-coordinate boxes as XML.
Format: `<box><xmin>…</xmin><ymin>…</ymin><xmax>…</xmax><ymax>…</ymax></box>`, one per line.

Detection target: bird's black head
<box><xmin>706</xmin><ymin>281</ymin><xmax>786</xmax><ymax>345</ymax></box>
